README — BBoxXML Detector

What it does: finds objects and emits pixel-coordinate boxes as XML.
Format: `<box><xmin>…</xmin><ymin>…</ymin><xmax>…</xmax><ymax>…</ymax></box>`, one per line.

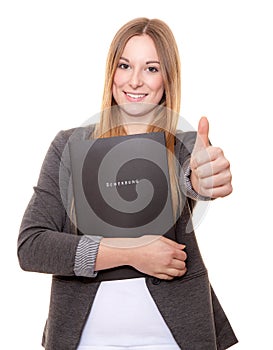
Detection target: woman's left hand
<box><xmin>190</xmin><ymin>117</ymin><xmax>233</xmax><ymax>199</ymax></box>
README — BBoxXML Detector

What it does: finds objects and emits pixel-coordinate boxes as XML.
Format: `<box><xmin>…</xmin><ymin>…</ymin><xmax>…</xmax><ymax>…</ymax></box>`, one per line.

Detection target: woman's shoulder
<box><xmin>41</xmin><ymin>125</ymin><xmax>97</xmax><ymax>165</ymax></box>
<box><xmin>50</xmin><ymin>124</ymin><xmax>96</xmax><ymax>150</ymax></box>
<box><xmin>54</xmin><ymin>124</ymin><xmax>96</xmax><ymax>141</ymax></box>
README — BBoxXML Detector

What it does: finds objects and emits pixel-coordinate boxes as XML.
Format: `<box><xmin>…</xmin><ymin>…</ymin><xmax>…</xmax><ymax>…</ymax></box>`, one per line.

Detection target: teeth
<box><xmin>126</xmin><ymin>93</ymin><xmax>146</xmax><ymax>99</ymax></box>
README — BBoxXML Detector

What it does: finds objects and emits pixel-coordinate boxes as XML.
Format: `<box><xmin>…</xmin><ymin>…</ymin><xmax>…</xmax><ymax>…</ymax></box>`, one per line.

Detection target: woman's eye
<box><xmin>147</xmin><ymin>66</ymin><xmax>159</xmax><ymax>73</ymax></box>
<box><xmin>118</xmin><ymin>63</ymin><xmax>130</xmax><ymax>69</ymax></box>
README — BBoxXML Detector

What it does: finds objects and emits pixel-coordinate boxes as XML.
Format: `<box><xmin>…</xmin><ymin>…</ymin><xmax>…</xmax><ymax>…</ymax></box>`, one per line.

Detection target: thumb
<box><xmin>193</xmin><ymin>116</ymin><xmax>210</xmax><ymax>152</ymax></box>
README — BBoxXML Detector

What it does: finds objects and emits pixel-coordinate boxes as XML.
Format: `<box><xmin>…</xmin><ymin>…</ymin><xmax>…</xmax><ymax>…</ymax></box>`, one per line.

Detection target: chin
<box><xmin>119</xmin><ymin>102</ymin><xmax>158</xmax><ymax>118</ymax></box>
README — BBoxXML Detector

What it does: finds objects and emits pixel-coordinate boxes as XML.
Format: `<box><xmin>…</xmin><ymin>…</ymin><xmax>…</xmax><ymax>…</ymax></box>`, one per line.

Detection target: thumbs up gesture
<box><xmin>190</xmin><ymin>117</ymin><xmax>232</xmax><ymax>198</ymax></box>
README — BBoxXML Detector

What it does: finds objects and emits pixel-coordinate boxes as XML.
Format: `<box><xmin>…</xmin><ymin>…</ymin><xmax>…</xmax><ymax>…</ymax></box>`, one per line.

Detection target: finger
<box><xmin>201</xmin><ymin>170</ymin><xmax>232</xmax><ymax>189</ymax></box>
<box><xmin>193</xmin><ymin>116</ymin><xmax>210</xmax><ymax>154</ymax></box>
<box><xmin>166</xmin><ymin>267</ymin><xmax>187</xmax><ymax>278</ymax></box>
<box><xmin>155</xmin><ymin>266</ymin><xmax>188</xmax><ymax>279</ymax></box>
<box><xmin>170</xmin><ymin>258</ymin><xmax>186</xmax><ymax>270</ymax></box>
<box><xmin>173</xmin><ymin>249</ymin><xmax>187</xmax><ymax>262</ymax></box>
<box><xmin>160</xmin><ymin>236</ymin><xmax>186</xmax><ymax>250</ymax></box>
<box><xmin>194</xmin><ymin>156</ymin><xmax>230</xmax><ymax>179</ymax></box>
<box><xmin>198</xmin><ymin>116</ymin><xmax>210</xmax><ymax>148</ymax></box>
<box><xmin>155</xmin><ymin>274</ymin><xmax>174</xmax><ymax>280</ymax></box>
<box><xmin>210</xmin><ymin>183</ymin><xmax>233</xmax><ymax>198</ymax></box>
<box><xmin>192</xmin><ymin>146</ymin><xmax>225</xmax><ymax>169</ymax></box>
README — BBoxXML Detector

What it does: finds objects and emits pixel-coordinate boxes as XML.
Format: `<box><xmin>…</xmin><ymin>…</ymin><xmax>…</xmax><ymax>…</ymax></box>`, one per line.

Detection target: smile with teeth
<box><xmin>125</xmin><ymin>92</ymin><xmax>148</xmax><ymax>100</ymax></box>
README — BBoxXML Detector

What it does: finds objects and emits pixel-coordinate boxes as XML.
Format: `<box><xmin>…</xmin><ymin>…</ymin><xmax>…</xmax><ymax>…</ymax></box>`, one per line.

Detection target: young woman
<box><xmin>18</xmin><ymin>18</ymin><xmax>238</xmax><ymax>350</ymax></box>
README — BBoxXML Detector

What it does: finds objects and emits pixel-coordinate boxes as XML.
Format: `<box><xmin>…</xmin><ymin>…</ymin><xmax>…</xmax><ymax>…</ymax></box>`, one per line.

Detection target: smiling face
<box><xmin>112</xmin><ymin>34</ymin><xmax>165</xmax><ymax>120</ymax></box>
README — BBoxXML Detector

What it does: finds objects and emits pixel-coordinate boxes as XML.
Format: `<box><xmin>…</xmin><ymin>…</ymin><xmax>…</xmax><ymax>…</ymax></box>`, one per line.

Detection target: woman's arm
<box><xmin>17</xmin><ymin>130</ymin><xmax>88</xmax><ymax>276</ymax></box>
<box><xmin>95</xmin><ymin>235</ymin><xmax>187</xmax><ymax>280</ymax></box>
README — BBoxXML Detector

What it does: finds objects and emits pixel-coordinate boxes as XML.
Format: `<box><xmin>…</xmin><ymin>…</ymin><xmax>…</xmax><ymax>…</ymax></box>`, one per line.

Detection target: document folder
<box><xmin>69</xmin><ymin>131</ymin><xmax>175</xmax><ymax>281</ymax></box>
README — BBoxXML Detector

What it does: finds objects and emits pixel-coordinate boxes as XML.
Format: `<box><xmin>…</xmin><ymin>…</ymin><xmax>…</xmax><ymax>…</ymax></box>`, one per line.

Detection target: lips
<box><xmin>124</xmin><ymin>92</ymin><xmax>148</xmax><ymax>102</ymax></box>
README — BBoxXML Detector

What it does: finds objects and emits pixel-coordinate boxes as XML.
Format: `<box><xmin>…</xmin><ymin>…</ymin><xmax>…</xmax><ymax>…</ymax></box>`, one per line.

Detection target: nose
<box><xmin>129</xmin><ymin>69</ymin><xmax>144</xmax><ymax>89</ymax></box>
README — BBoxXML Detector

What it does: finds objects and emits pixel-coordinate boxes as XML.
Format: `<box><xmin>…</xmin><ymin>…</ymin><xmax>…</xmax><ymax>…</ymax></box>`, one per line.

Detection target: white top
<box><xmin>78</xmin><ymin>346</ymin><xmax>179</xmax><ymax>350</ymax></box>
<box><xmin>77</xmin><ymin>278</ymin><xmax>180</xmax><ymax>349</ymax></box>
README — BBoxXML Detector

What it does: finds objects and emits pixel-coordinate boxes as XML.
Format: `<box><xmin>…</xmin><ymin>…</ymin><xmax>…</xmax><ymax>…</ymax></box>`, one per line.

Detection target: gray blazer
<box><xmin>17</xmin><ymin>127</ymin><xmax>238</xmax><ymax>350</ymax></box>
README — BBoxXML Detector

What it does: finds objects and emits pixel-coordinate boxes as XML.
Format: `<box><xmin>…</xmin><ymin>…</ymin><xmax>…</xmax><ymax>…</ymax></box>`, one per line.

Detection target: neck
<box><xmin>117</xmin><ymin>103</ymin><xmax>161</xmax><ymax>135</ymax></box>
<box><xmin>121</xmin><ymin>113</ymin><xmax>154</xmax><ymax>135</ymax></box>
<box><xmin>124</xmin><ymin>123</ymin><xmax>149</xmax><ymax>135</ymax></box>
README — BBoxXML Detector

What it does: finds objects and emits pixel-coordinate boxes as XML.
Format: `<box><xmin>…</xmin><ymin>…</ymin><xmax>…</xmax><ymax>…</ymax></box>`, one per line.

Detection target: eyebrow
<box><xmin>120</xmin><ymin>57</ymin><xmax>160</xmax><ymax>65</ymax></box>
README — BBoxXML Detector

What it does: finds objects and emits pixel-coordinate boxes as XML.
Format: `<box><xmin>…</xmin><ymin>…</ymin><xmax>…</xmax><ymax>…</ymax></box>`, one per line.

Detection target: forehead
<box><xmin>121</xmin><ymin>34</ymin><xmax>159</xmax><ymax>61</ymax></box>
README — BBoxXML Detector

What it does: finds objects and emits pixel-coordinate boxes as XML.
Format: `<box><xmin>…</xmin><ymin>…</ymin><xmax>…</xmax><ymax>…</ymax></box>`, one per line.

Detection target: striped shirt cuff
<box><xmin>74</xmin><ymin>235</ymin><xmax>103</xmax><ymax>278</ymax></box>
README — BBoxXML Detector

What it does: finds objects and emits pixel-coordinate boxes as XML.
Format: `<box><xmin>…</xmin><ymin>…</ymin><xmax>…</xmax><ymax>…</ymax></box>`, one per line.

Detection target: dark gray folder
<box><xmin>69</xmin><ymin>131</ymin><xmax>175</xmax><ymax>281</ymax></box>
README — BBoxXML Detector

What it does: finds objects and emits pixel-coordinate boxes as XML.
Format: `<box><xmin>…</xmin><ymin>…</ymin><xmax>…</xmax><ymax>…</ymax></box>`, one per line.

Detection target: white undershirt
<box><xmin>77</xmin><ymin>278</ymin><xmax>180</xmax><ymax>349</ymax></box>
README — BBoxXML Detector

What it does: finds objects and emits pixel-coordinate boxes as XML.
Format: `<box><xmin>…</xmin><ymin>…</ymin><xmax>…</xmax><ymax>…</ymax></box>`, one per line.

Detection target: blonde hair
<box><xmin>94</xmin><ymin>17</ymin><xmax>182</xmax><ymax>217</ymax></box>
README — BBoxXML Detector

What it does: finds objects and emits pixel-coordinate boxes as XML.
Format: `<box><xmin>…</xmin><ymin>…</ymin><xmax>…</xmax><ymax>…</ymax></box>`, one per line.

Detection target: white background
<box><xmin>1</xmin><ymin>0</ymin><xmax>272</xmax><ymax>349</ymax></box>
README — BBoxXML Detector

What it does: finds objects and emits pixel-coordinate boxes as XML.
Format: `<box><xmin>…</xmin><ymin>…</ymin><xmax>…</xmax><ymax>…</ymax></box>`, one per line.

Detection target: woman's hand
<box><xmin>129</xmin><ymin>235</ymin><xmax>187</xmax><ymax>280</ymax></box>
<box><xmin>190</xmin><ymin>117</ymin><xmax>232</xmax><ymax>198</ymax></box>
<box><xmin>95</xmin><ymin>235</ymin><xmax>187</xmax><ymax>280</ymax></box>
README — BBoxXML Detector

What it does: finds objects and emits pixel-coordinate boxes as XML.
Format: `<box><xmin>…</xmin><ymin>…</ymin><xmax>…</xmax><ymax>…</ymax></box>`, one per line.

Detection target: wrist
<box><xmin>96</xmin><ymin>237</ymin><xmax>138</xmax><ymax>270</ymax></box>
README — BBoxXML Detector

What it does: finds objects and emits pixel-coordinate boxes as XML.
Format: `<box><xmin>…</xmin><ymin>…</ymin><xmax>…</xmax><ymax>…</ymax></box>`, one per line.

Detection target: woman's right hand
<box><xmin>129</xmin><ymin>235</ymin><xmax>187</xmax><ymax>280</ymax></box>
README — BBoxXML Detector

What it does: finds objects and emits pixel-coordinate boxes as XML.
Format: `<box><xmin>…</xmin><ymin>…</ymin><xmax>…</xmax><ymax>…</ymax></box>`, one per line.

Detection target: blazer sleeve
<box><xmin>17</xmin><ymin>129</ymin><xmax>85</xmax><ymax>276</ymax></box>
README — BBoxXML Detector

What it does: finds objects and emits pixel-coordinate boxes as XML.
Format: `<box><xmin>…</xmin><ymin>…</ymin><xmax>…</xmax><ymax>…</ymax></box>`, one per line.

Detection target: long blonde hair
<box><xmin>94</xmin><ymin>17</ymin><xmax>182</xmax><ymax>217</ymax></box>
